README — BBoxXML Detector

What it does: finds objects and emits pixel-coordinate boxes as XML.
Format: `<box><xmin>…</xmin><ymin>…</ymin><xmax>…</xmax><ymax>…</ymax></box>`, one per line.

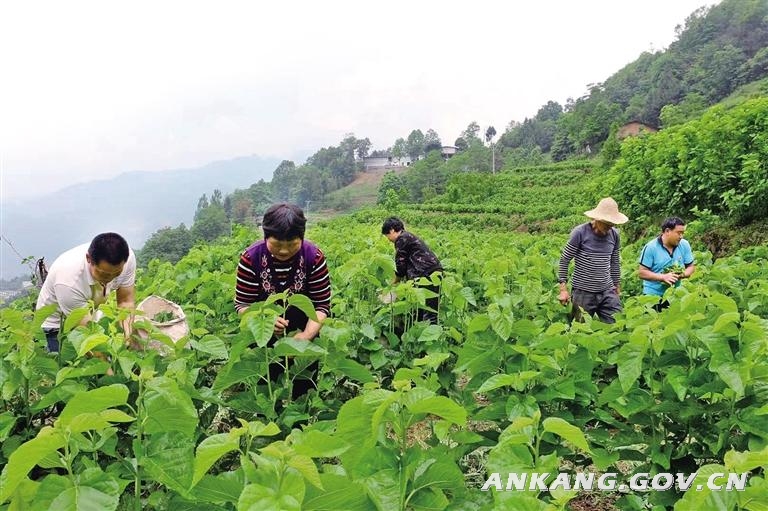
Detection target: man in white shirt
<box><xmin>36</xmin><ymin>232</ymin><xmax>137</xmax><ymax>352</ymax></box>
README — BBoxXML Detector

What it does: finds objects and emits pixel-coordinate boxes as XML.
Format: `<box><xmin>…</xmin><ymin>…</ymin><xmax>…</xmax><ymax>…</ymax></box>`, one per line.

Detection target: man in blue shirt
<box><xmin>638</xmin><ymin>217</ymin><xmax>695</xmax><ymax>310</ymax></box>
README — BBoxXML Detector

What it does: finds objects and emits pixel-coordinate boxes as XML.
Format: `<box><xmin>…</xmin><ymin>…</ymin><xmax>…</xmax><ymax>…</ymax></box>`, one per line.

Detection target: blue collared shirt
<box><xmin>638</xmin><ymin>237</ymin><xmax>694</xmax><ymax>296</ymax></box>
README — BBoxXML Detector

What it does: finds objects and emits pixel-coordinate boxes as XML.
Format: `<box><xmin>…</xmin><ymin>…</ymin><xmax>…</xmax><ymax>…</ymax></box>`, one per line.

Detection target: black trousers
<box><xmin>43</xmin><ymin>329</ymin><xmax>60</xmax><ymax>353</ymax></box>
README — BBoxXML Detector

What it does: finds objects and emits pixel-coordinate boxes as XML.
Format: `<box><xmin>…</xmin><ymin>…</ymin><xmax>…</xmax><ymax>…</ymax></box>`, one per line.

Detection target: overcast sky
<box><xmin>1</xmin><ymin>0</ymin><xmax>717</xmax><ymax>202</ymax></box>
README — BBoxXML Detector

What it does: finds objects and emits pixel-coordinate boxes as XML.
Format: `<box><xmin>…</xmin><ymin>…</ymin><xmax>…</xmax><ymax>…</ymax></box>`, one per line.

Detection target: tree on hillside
<box><xmin>461</xmin><ymin>122</ymin><xmax>482</xmax><ymax>146</ymax></box>
<box><xmin>424</xmin><ymin>129</ymin><xmax>442</xmax><ymax>153</ymax></box>
<box><xmin>139</xmin><ymin>224</ymin><xmax>194</xmax><ymax>266</ymax></box>
<box><xmin>454</xmin><ymin>137</ymin><xmax>468</xmax><ymax>151</ymax></box>
<box><xmin>392</xmin><ymin>138</ymin><xmax>407</xmax><ymax>159</ymax></box>
<box><xmin>195</xmin><ymin>194</ymin><xmax>209</xmax><ymax>221</ymax></box>
<box><xmin>191</xmin><ymin>205</ymin><xmax>230</xmax><ymax>242</ymax></box>
<box><xmin>406</xmin><ymin>129</ymin><xmax>425</xmax><ymax>160</ymax></box>
<box><xmin>356</xmin><ymin>137</ymin><xmax>372</xmax><ymax>159</ymax></box>
<box><xmin>272</xmin><ymin>160</ymin><xmax>297</xmax><ymax>201</ymax></box>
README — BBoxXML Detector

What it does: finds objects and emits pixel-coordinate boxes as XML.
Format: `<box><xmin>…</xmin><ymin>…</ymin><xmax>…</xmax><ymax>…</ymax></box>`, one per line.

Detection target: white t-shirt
<box><xmin>36</xmin><ymin>243</ymin><xmax>137</xmax><ymax>330</ymax></box>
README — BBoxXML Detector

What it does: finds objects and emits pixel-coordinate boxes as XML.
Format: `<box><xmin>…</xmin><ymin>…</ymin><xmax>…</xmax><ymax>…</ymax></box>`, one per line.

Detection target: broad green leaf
<box><xmin>712</xmin><ymin>312</ymin><xmax>741</xmax><ymax>335</ymax></box>
<box><xmin>406</xmin><ymin>396</ymin><xmax>467</xmax><ymax>426</ymax></box>
<box><xmin>488</xmin><ymin>303</ymin><xmax>514</xmax><ymax>340</ymax></box>
<box><xmin>242</xmin><ymin>310</ymin><xmax>279</xmax><ymax>348</ymax></box>
<box><xmin>664</xmin><ymin>366</ymin><xmax>689</xmax><ymax>401</ymax></box>
<box><xmin>325</xmin><ymin>355</ymin><xmax>374</xmax><ymax>383</ymax></box>
<box><xmin>143</xmin><ymin>377</ymin><xmax>198</xmax><ymax>436</ymax></box>
<box><xmin>709</xmin><ymin>293</ymin><xmax>739</xmax><ymax>314</ymax></box>
<box><xmin>55</xmin><ymin>360</ymin><xmax>111</xmax><ymax>385</ymax></box>
<box><xmin>63</xmin><ymin>308</ymin><xmax>90</xmax><ymax>334</ymax></box>
<box><xmin>673</xmin><ymin>464</ymin><xmax>738</xmax><ymax>510</ymax></box>
<box><xmin>32</xmin><ymin>304</ymin><xmax>59</xmax><ymax>331</ymax></box>
<box><xmin>413</xmin><ymin>352</ymin><xmax>450</xmax><ymax>371</ymax></box>
<box><xmin>716</xmin><ymin>362</ymin><xmax>745</xmax><ymax>398</ymax></box>
<box><xmin>291</xmin><ymin>430</ymin><xmax>351</xmax><ymax>458</ymax></box>
<box><xmin>74</xmin><ymin>333</ymin><xmax>110</xmax><ymax>357</ymax></box>
<box><xmin>57</xmin><ymin>385</ymin><xmax>129</xmax><ymax>427</ymax></box>
<box><xmin>190</xmin><ymin>472</ymin><xmax>245</xmax><ymax>505</ymax></box>
<box><xmin>617</xmin><ymin>341</ymin><xmax>646</xmax><ymax>393</ymax></box>
<box><xmin>287</xmin><ymin>454</ymin><xmax>323</xmax><ymax>490</ymax></box>
<box><xmin>724</xmin><ymin>446</ymin><xmax>768</xmax><ymax>472</ymax></box>
<box><xmin>287</xmin><ymin>293</ymin><xmax>318</xmax><ymax>322</ymax></box>
<box><xmin>34</xmin><ymin>468</ymin><xmax>120</xmax><ymax>511</ymax></box>
<box><xmin>417</xmin><ymin>325</ymin><xmax>442</xmax><ymax>343</ymax></box>
<box><xmin>212</xmin><ymin>358</ymin><xmax>265</xmax><ymax>392</ymax></box>
<box><xmin>272</xmin><ymin>338</ymin><xmax>327</xmax><ymax>357</ymax></box>
<box><xmin>193</xmin><ymin>335</ymin><xmax>229</xmax><ymax>360</ymax></box>
<box><xmin>140</xmin><ymin>432</ymin><xmax>195</xmax><ymax>497</ymax></box>
<box><xmin>303</xmin><ymin>474</ymin><xmax>376</xmax><ymax>511</ymax></box>
<box><xmin>0</xmin><ymin>427</ymin><xmax>66</xmax><ymax>502</ymax></box>
<box><xmin>238</xmin><ymin>482</ymin><xmax>301</xmax><ymax>511</ymax></box>
<box><xmin>0</xmin><ymin>412</ymin><xmax>17</xmax><ymax>442</ymax></box>
<box><xmin>192</xmin><ymin>433</ymin><xmax>241</xmax><ymax>486</ymax></box>
<box><xmin>542</xmin><ymin>417</ymin><xmax>591</xmax><ymax>453</ymax></box>
<box><xmin>478</xmin><ymin>372</ymin><xmax>540</xmax><ymax>393</ymax></box>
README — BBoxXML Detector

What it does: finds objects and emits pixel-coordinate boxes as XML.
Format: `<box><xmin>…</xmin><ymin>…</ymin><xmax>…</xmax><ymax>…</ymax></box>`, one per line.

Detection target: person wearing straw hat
<box><xmin>557</xmin><ymin>197</ymin><xmax>629</xmax><ymax>323</ymax></box>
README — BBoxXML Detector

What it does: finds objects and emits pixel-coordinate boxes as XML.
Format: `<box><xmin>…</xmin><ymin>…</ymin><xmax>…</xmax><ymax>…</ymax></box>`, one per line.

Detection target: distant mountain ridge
<box><xmin>0</xmin><ymin>155</ymin><xmax>279</xmax><ymax>279</ymax></box>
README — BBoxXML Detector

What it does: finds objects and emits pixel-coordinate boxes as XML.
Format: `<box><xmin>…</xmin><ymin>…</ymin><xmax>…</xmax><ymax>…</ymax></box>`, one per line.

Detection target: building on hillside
<box><xmin>440</xmin><ymin>146</ymin><xmax>458</xmax><ymax>159</ymax></box>
<box><xmin>617</xmin><ymin>121</ymin><xmax>658</xmax><ymax>140</ymax></box>
<box><xmin>363</xmin><ymin>155</ymin><xmax>413</xmax><ymax>169</ymax></box>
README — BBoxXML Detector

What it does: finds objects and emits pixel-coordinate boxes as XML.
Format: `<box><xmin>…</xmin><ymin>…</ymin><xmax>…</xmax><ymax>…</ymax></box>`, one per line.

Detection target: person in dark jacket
<box><xmin>381</xmin><ymin>217</ymin><xmax>443</xmax><ymax>323</ymax></box>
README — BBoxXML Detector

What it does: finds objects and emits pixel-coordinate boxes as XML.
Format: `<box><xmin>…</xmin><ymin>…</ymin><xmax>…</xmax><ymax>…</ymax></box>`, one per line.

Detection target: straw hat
<box><xmin>584</xmin><ymin>197</ymin><xmax>629</xmax><ymax>225</ymax></box>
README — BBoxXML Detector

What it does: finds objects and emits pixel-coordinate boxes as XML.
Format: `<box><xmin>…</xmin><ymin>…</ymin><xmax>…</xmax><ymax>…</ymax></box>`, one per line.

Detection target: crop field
<box><xmin>1</xmin><ymin>219</ymin><xmax>767</xmax><ymax>510</ymax></box>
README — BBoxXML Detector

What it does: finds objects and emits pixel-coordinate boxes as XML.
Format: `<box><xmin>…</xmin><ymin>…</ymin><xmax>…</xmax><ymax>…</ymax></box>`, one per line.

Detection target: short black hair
<box><xmin>661</xmin><ymin>217</ymin><xmax>685</xmax><ymax>232</ymax></box>
<box><xmin>381</xmin><ymin>217</ymin><xmax>405</xmax><ymax>235</ymax></box>
<box><xmin>262</xmin><ymin>203</ymin><xmax>306</xmax><ymax>240</ymax></box>
<box><xmin>88</xmin><ymin>233</ymin><xmax>130</xmax><ymax>265</ymax></box>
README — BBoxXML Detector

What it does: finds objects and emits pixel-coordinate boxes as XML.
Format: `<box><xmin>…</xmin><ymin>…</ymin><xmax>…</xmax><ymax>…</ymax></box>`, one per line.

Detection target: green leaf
<box><xmin>664</xmin><ymin>366</ymin><xmax>689</xmax><ymax>401</ymax></box>
<box><xmin>478</xmin><ymin>372</ymin><xmax>540</xmax><ymax>393</ymax></box>
<box><xmin>192</xmin><ymin>433</ymin><xmax>241</xmax><ymax>486</ymax></box>
<box><xmin>74</xmin><ymin>333</ymin><xmax>110</xmax><ymax>358</ymax></box>
<box><xmin>0</xmin><ymin>427</ymin><xmax>66</xmax><ymax>503</ymax></box>
<box><xmin>617</xmin><ymin>341</ymin><xmax>646</xmax><ymax>393</ymax></box>
<box><xmin>709</xmin><ymin>293</ymin><xmax>738</xmax><ymax>314</ymax></box>
<box><xmin>287</xmin><ymin>293</ymin><xmax>318</xmax><ymax>322</ymax></box>
<box><xmin>325</xmin><ymin>355</ymin><xmax>374</xmax><ymax>384</ymax></box>
<box><xmin>303</xmin><ymin>474</ymin><xmax>376</xmax><ymax>511</ymax></box>
<box><xmin>190</xmin><ymin>472</ymin><xmax>245</xmax><ymax>505</ymax></box>
<box><xmin>242</xmin><ymin>310</ymin><xmax>279</xmax><ymax>348</ymax></box>
<box><xmin>238</xmin><ymin>483</ymin><xmax>301</xmax><ymax>511</ymax></box>
<box><xmin>712</xmin><ymin>312</ymin><xmax>741</xmax><ymax>335</ymax></box>
<box><xmin>417</xmin><ymin>325</ymin><xmax>442</xmax><ymax>343</ymax></box>
<box><xmin>406</xmin><ymin>396</ymin><xmax>467</xmax><ymax>426</ymax></box>
<box><xmin>141</xmin><ymin>432</ymin><xmax>195</xmax><ymax>497</ymax></box>
<box><xmin>272</xmin><ymin>338</ymin><xmax>327</xmax><ymax>357</ymax></box>
<box><xmin>143</xmin><ymin>377</ymin><xmax>198</xmax><ymax>436</ymax></box>
<box><xmin>724</xmin><ymin>446</ymin><xmax>768</xmax><ymax>472</ymax></box>
<box><xmin>34</xmin><ymin>468</ymin><xmax>120</xmax><ymax>511</ymax></box>
<box><xmin>287</xmin><ymin>454</ymin><xmax>323</xmax><ymax>490</ymax></box>
<box><xmin>291</xmin><ymin>430</ymin><xmax>351</xmax><ymax>458</ymax></box>
<box><xmin>57</xmin><ymin>385</ymin><xmax>129</xmax><ymax>427</ymax></box>
<box><xmin>413</xmin><ymin>352</ymin><xmax>450</xmax><ymax>371</ymax></box>
<box><xmin>542</xmin><ymin>417</ymin><xmax>591</xmax><ymax>453</ymax></box>
<box><xmin>63</xmin><ymin>308</ymin><xmax>90</xmax><ymax>334</ymax></box>
<box><xmin>488</xmin><ymin>303</ymin><xmax>514</xmax><ymax>340</ymax></box>
<box><xmin>0</xmin><ymin>412</ymin><xmax>17</xmax><ymax>442</ymax></box>
<box><xmin>193</xmin><ymin>335</ymin><xmax>229</xmax><ymax>360</ymax></box>
<box><xmin>672</xmin><ymin>464</ymin><xmax>738</xmax><ymax>510</ymax></box>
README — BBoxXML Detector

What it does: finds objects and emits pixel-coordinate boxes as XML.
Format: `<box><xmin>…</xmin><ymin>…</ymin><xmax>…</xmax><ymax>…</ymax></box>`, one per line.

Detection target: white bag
<box><xmin>136</xmin><ymin>295</ymin><xmax>189</xmax><ymax>355</ymax></box>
